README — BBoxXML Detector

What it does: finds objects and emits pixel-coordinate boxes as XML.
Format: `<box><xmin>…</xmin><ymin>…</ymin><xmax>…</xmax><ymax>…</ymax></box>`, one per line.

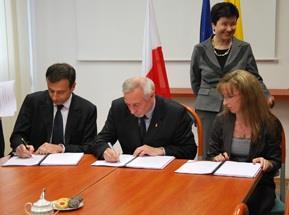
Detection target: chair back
<box><xmin>182</xmin><ymin>104</ymin><xmax>203</xmax><ymax>160</ymax></box>
<box><xmin>280</xmin><ymin>126</ymin><xmax>286</xmax><ymax>202</ymax></box>
<box><xmin>285</xmin><ymin>189</ymin><xmax>289</xmax><ymax>215</ymax></box>
<box><xmin>270</xmin><ymin>126</ymin><xmax>286</xmax><ymax>214</ymax></box>
<box><xmin>233</xmin><ymin>203</ymin><xmax>249</xmax><ymax>215</ymax></box>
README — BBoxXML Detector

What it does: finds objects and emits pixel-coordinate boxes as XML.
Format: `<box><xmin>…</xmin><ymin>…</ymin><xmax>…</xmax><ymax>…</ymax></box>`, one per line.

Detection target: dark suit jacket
<box><xmin>91</xmin><ymin>96</ymin><xmax>197</xmax><ymax>159</ymax></box>
<box><xmin>10</xmin><ymin>91</ymin><xmax>97</xmax><ymax>153</ymax></box>
<box><xmin>190</xmin><ymin>36</ymin><xmax>270</xmax><ymax>112</ymax></box>
<box><xmin>207</xmin><ymin>112</ymin><xmax>282</xmax><ymax>186</ymax></box>
<box><xmin>0</xmin><ymin>120</ymin><xmax>4</xmax><ymax>157</ymax></box>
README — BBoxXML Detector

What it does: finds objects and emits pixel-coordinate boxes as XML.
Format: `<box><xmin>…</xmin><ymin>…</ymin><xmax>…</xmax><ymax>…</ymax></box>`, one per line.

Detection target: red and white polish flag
<box><xmin>141</xmin><ymin>0</ymin><xmax>171</xmax><ymax>98</ymax></box>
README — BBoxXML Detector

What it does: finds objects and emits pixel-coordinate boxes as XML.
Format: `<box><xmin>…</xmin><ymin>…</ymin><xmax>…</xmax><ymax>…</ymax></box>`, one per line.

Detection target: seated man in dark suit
<box><xmin>91</xmin><ymin>76</ymin><xmax>197</xmax><ymax>162</ymax></box>
<box><xmin>10</xmin><ymin>63</ymin><xmax>97</xmax><ymax>158</ymax></box>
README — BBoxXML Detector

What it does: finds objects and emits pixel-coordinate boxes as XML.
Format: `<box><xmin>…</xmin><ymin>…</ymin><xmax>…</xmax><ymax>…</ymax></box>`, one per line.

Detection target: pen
<box><xmin>107</xmin><ymin>142</ymin><xmax>114</xmax><ymax>151</ymax></box>
<box><xmin>107</xmin><ymin>142</ymin><xmax>119</xmax><ymax>162</ymax></box>
<box><xmin>222</xmin><ymin>152</ymin><xmax>229</xmax><ymax>161</ymax></box>
<box><xmin>21</xmin><ymin>137</ymin><xmax>30</xmax><ymax>151</ymax></box>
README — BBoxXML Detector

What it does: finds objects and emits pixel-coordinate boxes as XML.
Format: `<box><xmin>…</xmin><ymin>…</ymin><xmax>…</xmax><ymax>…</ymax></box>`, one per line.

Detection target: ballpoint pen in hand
<box><xmin>107</xmin><ymin>142</ymin><xmax>114</xmax><ymax>151</ymax></box>
<box><xmin>107</xmin><ymin>142</ymin><xmax>120</xmax><ymax>162</ymax></box>
<box><xmin>21</xmin><ymin>137</ymin><xmax>30</xmax><ymax>151</ymax></box>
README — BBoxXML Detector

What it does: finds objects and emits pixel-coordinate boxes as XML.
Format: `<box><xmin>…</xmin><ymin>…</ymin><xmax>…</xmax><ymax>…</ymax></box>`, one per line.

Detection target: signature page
<box><xmin>214</xmin><ymin>161</ymin><xmax>261</xmax><ymax>178</ymax></box>
<box><xmin>40</xmin><ymin>153</ymin><xmax>84</xmax><ymax>166</ymax></box>
<box><xmin>91</xmin><ymin>154</ymin><xmax>135</xmax><ymax>167</ymax></box>
<box><xmin>126</xmin><ymin>156</ymin><xmax>175</xmax><ymax>169</ymax></box>
<box><xmin>175</xmin><ymin>160</ymin><xmax>222</xmax><ymax>174</ymax></box>
<box><xmin>2</xmin><ymin>154</ymin><xmax>46</xmax><ymax>166</ymax></box>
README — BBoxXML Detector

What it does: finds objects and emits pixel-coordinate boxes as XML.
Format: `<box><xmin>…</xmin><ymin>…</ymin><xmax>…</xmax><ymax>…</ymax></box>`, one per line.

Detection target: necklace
<box><xmin>212</xmin><ymin>38</ymin><xmax>232</xmax><ymax>57</ymax></box>
<box><xmin>214</xmin><ymin>47</ymin><xmax>231</xmax><ymax>57</ymax></box>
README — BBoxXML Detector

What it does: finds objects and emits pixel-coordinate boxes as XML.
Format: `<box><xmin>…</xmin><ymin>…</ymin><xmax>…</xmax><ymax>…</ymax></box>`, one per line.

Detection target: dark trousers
<box><xmin>246</xmin><ymin>183</ymin><xmax>275</xmax><ymax>215</ymax></box>
<box><xmin>196</xmin><ymin>110</ymin><xmax>218</xmax><ymax>159</ymax></box>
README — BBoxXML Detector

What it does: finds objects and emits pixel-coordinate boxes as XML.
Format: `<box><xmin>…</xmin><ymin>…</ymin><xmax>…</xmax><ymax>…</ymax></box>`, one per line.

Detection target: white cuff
<box><xmin>58</xmin><ymin>144</ymin><xmax>65</xmax><ymax>153</ymax></box>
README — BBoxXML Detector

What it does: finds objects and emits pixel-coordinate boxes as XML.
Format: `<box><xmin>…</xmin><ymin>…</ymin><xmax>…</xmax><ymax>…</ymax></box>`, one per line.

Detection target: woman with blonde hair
<box><xmin>207</xmin><ymin>70</ymin><xmax>282</xmax><ymax>215</ymax></box>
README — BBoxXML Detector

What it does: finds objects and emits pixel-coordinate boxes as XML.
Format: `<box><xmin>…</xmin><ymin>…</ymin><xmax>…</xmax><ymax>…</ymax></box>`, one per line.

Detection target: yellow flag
<box><xmin>225</xmin><ymin>0</ymin><xmax>243</xmax><ymax>40</ymax></box>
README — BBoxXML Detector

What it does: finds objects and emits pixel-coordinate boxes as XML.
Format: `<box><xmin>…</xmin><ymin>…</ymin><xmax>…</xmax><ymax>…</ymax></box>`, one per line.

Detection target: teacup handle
<box><xmin>24</xmin><ymin>202</ymin><xmax>32</xmax><ymax>215</ymax></box>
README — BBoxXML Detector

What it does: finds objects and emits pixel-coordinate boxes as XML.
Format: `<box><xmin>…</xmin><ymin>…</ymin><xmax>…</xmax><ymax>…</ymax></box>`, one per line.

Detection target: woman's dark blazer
<box><xmin>207</xmin><ymin>112</ymin><xmax>282</xmax><ymax>186</ymax></box>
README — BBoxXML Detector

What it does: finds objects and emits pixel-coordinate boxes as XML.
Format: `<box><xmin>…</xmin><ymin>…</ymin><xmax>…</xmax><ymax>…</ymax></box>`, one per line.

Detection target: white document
<box><xmin>40</xmin><ymin>153</ymin><xmax>84</xmax><ymax>166</ymax></box>
<box><xmin>91</xmin><ymin>154</ymin><xmax>135</xmax><ymax>167</ymax></box>
<box><xmin>0</xmin><ymin>80</ymin><xmax>17</xmax><ymax>117</ymax></box>
<box><xmin>175</xmin><ymin>160</ymin><xmax>222</xmax><ymax>174</ymax></box>
<box><xmin>2</xmin><ymin>154</ymin><xmax>46</xmax><ymax>166</ymax></box>
<box><xmin>214</xmin><ymin>161</ymin><xmax>261</xmax><ymax>178</ymax></box>
<box><xmin>91</xmin><ymin>154</ymin><xmax>175</xmax><ymax>169</ymax></box>
<box><xmin>126</xmin><ymin>156</ymin><xmax>175</xmax><ymax>169</ymax></box>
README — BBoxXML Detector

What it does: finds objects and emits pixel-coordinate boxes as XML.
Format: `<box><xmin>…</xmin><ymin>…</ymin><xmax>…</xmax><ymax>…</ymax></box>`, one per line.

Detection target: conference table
<box><xmin>0</xmin><ymin>155</ymin><xmax>260</xmax><ymax>215</ymax></box>
<box><xmin>0</xmin><ymin>155</ymin><xmax>114</xmax><ymax>215</ymax></box>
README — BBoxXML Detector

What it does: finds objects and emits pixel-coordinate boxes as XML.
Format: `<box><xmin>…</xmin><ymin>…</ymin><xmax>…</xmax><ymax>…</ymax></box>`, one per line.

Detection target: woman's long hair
<box><xmin>217</xmin><ymin>70</ymin><xmax>276</xmax><ymax>143</ymax></box>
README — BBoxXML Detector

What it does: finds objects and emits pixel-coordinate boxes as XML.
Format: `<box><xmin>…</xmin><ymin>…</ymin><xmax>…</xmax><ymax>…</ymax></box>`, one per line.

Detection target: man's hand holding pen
<box><xmin>103</xmin><ymin>142</ymin><xmax>120</xmax><ymax>162</ymax></box>
<box><xmin>15</xmin><ymin>138</ymin><xmax>34</xmax><ymax>158</ymax></box>
<box><xmin>213</xmin><ymin>152</ymin><xmax>229</xmax><ymax>162</ymax></box>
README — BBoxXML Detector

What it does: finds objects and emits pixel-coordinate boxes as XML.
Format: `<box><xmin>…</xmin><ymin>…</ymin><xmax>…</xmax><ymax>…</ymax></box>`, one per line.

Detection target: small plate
<box><xmin>53</xmin><ymin>201</ymin><xmax>84</xmax><ymax>211</ymax></box>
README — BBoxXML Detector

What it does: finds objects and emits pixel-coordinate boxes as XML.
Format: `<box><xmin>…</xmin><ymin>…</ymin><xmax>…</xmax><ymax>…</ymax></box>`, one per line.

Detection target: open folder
<box><xmin>2</xmin><ymin>153</ymin><xmax>84</xmax><ymax>166</ymax></box>
<box><xmin>175</xmin><ymin>160</ymin><xmax>261</xmax><ymax>178</ymax></box>
<box><xmin>91</xmin><ymin>154</ymin><xmax>175</xmax><ymax>169</ymax></box>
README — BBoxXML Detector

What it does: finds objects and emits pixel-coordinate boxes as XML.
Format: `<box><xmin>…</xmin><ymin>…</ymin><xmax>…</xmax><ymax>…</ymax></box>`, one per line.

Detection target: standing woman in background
<box><xmin>190</xmin><ymin>2</ymin><xmax>274</xmax><ymax>158</ymax></box>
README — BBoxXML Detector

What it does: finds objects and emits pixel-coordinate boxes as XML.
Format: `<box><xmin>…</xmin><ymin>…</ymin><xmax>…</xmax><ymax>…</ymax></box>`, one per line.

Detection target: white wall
<box><xmin>4</xmin><ymin>0</ymin><xmax>289</xmax><ymax>175</ymax></box>
<box><xmin>75</xmin><ymin>0</ymin><xmax>276</xmax><ymax>60</ymax></box>
<box><xmin>28</xmin><ymin>0</ymin><xmax>289</xmax><ymax>123</ymax></box>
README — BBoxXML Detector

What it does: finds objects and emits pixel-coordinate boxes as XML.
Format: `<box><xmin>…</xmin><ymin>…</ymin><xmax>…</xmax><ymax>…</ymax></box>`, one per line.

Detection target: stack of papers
<box><xmin>214</xmin><ymin>161</ymin><xmax>261</xmax><ymax>178</ymax></box>
<box><xmin>91</xmin><ymin>154</ymin><xmax>175</xmax><ymax>169</ymax></box>
<box><xmin>91</xmin><ymin>154</ymin><xmax>135</xmax><ymax>167</ymax></box>
<box><xmin>0</xmin><ymin>80</ymin><xmax>16</xmax><ymax>117</ymax></box>
<box><xmin>2</xmin><ymin>154</ymin><xmax>46</xmax><ymax>166</ymax></box>
<box><xmin>40</xmin><ymin>153</ymin><xmax>84</xmax><ymax>166</ymax></box>
<box><xmin>175</xmin><ymin>160</ymin><xmax>222</xmax><ymax>174</ymax></box>
<box><xmin>2</xmin><ymin>153</ymin><xmax>84</xmax><ymax>166</ymax></box>
<box><xmin>175</xmin><ymin>160</ymin><xmax>261</xmax><ymax>178</ymax></box>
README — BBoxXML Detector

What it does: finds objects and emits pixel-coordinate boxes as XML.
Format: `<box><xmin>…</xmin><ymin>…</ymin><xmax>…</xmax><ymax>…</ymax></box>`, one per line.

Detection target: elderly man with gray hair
<box><xmin>91</xmin><ymin>76</ymin><xmax>197</xmax><ymax>162</ymax></box>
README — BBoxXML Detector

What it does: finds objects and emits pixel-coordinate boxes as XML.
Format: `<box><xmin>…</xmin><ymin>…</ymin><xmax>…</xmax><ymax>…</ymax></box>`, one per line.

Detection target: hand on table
<box><xmin>213</xmin><ymin>152</ymin><xmax>229</xmax><ymax>162</ymax></box>
<box><xmin>133</xmin><ymin>145</ymin><xmax>165</xmax><ymax>157</ymax></box>
<box><xmin>35</xmin><ymin>142</ymin><xmax>63</xmax><ymax>155</ymax></box>
<box><xmin>252</xmin><ymin>157</ymin><xmax>273</xmax><ymax>172</ymax></box>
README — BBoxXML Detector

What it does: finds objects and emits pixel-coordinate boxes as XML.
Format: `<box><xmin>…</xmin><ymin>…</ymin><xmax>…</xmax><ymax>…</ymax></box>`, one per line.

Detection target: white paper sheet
<box><xmin>40</xmin><ymin>153</ymin><xmax>84</xmax><ymax>166</ymax></box>
<box><xmin>92</xmin><ymin>154</ymin><xmax>175</xmax><ymax>169</ymax></box>
<box><xmin>175</xmin><ymin>160</ymin><xmax>222</xmax><ymax>174</ymax></box>
<box><xmin>214</xmin><ymin>161</ymin><xmax>261</xmax><ymax>178</ymax></box>
<box><xmin>2</xmin><ymin>154</ymin><xmax>46</xmax><ymax>166</ymax></box>
<box><xmin>91</xmin><ymin>154</ymin><xmax>135</xmax><ymax>167</ymax></box>
<box><xmin>126</xmin><ymin>156</ymin><xmax>175</xmax><ymax>169</ymax></box>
